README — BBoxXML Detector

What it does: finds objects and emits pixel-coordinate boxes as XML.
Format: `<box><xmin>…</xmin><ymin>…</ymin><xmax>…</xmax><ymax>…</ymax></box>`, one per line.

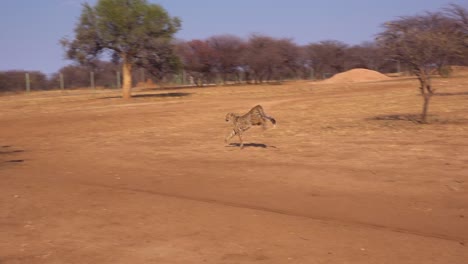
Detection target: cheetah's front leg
<box><xmin>238</xmin><ymin>133</ymin><xmax>244</xmax><ymax>149</ymax></box>
<box><xmin>225</xmin><ymin>130</ymin><xmax>236</xmax><ymax>144</ymax></box>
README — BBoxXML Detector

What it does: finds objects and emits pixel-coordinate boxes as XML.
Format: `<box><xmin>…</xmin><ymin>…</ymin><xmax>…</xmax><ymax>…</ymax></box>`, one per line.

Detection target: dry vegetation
<box><xmin>1</xmin><ymin>72</ymin><xmax>467</xmax><ymax>263</ymax></box>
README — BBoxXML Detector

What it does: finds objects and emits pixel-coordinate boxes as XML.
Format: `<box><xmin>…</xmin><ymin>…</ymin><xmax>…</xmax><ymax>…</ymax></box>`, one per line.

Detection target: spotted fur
<box><xmin>225</xmin><ymin>105</ymin><xmax>276</xmax><ymax>149</ymax></box>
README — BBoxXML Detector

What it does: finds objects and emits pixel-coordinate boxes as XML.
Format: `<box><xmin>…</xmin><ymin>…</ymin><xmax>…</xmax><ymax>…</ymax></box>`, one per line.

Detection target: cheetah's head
<box><xmin>225</xmin><ymin>113</ymin><xmax>236</xmax><ymax>123</ymax></box>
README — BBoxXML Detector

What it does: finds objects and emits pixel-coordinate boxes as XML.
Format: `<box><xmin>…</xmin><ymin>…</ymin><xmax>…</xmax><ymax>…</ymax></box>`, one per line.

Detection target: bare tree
<box><xmin>176</xmin><ymin>40</ymin><xmax>217</xmax><ymax>86</ymax></box>
<box><xmin>444</xmin><ymin>4</ymin><xmax>468</xmax><ymax>65</ymax></box>
<box><xmin>0</xmin><ymin>71</ymin><xmax>49</xmax><ymax>92</ymax></box>
<box><xmin>51</xmin><ymin>61</ymin><xmax>120</xmax><ymax>89</ymax></box>
<box><xmin>51</xmin><ymin>65</ymin><xmax>90</xmax><ymax>88</ymax></box>
<box><xmin>377</xmin><ymin>9</ymin><xmax>467</xmax><ymax>123</ymax></box>
<box><xmin>304</xmin><ymin>40</ymin><xmax>349</xmax><ymax>79</ymax></box>
<box><xmin>243</xmin><ymin>35</ymin><xmax>277</xmax><ymax>83</ymax></box>
<box><xmin>345</xmin><ymin>42</ymin><xmax>387</xmax><ymax>71</ymax></box>
<box><xmin>243</xmin><ymin>35</ymin><xmax>300</xmax><ymax>83</ymax></box>
<box><xmin>207</xmin><ymin>35</ymin><xmax>246</xmax><ymax>84</ymax></box>
<box><xmin>445</xmin><ymin>4</ymin><xmax>468</xmax><ymax>47</ymax></box>
<box><xmin>274</xmin><ymin>38</ymin><xmax>302</xmax><ymax>80</ymax></box>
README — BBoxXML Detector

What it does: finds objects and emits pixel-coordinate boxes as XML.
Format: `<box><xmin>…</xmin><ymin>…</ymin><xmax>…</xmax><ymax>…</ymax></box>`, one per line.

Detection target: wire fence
<box><xmin>2</xmin><ymin>70</ymin><xmax>182</xmax><ymax>93</ymax></box>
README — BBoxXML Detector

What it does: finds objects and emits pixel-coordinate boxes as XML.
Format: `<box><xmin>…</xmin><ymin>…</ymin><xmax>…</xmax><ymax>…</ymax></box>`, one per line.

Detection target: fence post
<box><xmin>25</xmin><ymin>73</ymin><xmax>30</xmax><ymax>92</ymax></box>
<box><xmin>116</xmin><ymin>71</ymin><xmax>121</xmax><ymax>89</ymax></box>
<box><xmin>60</xmin><ymin>73</ymin><xmax>64</xmax><ymax>90</ymax></box>
<box><xmin>90</xmin><ymin>71</ymin><xmax>95</xmax><ymax>89</ymax></box>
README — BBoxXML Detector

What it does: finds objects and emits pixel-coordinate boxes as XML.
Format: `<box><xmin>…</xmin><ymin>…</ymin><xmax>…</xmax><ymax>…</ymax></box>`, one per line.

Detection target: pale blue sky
<box><xmin>0</xmin><ymin>0</ymin><xmax>466</xmax><ymax>74</ymax></box>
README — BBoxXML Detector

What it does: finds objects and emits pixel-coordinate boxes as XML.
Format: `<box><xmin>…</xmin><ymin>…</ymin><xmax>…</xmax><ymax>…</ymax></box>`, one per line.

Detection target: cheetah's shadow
<box><xmin>226</xmin><ymin>143</ymin><xmax>277</xmax><ymax>149</ymax></box>
<box><xmin>1</xmin><ymin>145</ymin><xmax>25</xmax><ymax>164</ymax></box>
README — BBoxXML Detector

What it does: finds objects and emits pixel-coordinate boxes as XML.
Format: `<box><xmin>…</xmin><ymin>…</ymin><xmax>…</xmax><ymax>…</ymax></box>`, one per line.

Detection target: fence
<box><xmin>3</xmin><ymin>66</ymin><xmax>325</xmax><ymax>93</ymax></box>
<box><xmin>12</xmin><ymin>70</ymin><xmax>192</xmax><ymax>93</ymax></box>
<box><xmin>47</xmin><ymin>71</ymin><xmax>118</xmax><ymax>91</ymax></box>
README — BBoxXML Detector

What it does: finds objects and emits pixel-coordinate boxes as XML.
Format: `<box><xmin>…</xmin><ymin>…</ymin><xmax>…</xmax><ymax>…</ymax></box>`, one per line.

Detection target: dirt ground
<box><xmin>1</xmin><ymin>75</ymin><xmax>467</xmax><ymax>264</ymax></box>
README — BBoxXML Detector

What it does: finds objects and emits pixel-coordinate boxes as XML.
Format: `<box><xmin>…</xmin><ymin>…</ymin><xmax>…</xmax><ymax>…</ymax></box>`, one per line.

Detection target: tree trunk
<box><xmin>121</xmin><ymin>53</ymin><xmax>133</xmax><ymax>99</ymax></box>
<box><xmin>421</xmin><ymin>93</ymin><xmax>431</xmax><ymax>124</ymax></box>
<box><xmin>417</xmin><ymin>70</ymin><xmax>433</xmax><ymax>124</ymax></box>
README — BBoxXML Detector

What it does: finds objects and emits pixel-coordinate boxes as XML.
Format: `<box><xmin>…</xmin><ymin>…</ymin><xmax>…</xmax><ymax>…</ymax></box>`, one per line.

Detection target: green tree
<box><xmin>377</xmin><ymin>9</ymin><xmax>467</xmax><ymax>123</ymax></box>
<box><xmin>62</xmin><ymin>0</ymin><xmax>181</xmax><ymax>99</ymax></box>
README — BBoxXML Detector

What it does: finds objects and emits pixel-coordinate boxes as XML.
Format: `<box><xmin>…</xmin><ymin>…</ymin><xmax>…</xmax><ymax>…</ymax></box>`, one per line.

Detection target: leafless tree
<box><xmin>243</xmin><ymin>35</ymin><xmax>277</xmax><ymax>83</ymax></box>
<box><xmin>377</xmin><ymin>9</ymin><xmax>467</xmax><ymax>123</ymax></box>
<box><xmin>346</xmin><ymin>42</ymin><xmax>385</xmax><ymax>71</ymax></box>
<box><xmin>51</xmin><ymin>61</ymin><xmax>121</xmax><ymax>89</ymax></box>
<box><xmin>206</xmin><ymin>35</ymin><xmax>246</xmax><ymax>83</ymax></box>
<box><xmin>176</xmin><ymin>40</ymin><xmax>217</xmax><ymax>86</ymax></box>
<box><xmin>243</xmin><ymin>35</ymin><xmax>301</xmax><ymax>83</ymax></box>
<box><xmin>274</xmin><ymin>38</ymin><xmax>302</xmax><ymax>80</ymax></box>
<box><xmin>444</xmin><ymin>4</ymin><xmax>468</xmax><ymax>65</ymax></box>
<box><xmin>0</xmin><ymin>71</ymin><xmax>49</xmax><ymax>92</ymax></box>
<box><xmin>304</xmin><ymin>40</ymin><xmax>349</xmax><ymax>79</ymax></box>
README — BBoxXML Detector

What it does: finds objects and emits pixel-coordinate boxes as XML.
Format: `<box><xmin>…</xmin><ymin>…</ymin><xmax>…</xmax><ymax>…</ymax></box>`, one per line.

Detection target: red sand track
<box><xmin>1</xmin><ymin>76</ymin><xmax>467</xmax><ymax>263</ymax></box>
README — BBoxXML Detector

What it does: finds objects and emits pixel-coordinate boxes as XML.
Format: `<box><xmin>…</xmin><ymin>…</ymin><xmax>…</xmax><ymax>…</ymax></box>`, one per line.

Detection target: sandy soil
<box><xmin>1</xmin><ymin>75</ymin><xmax>467</xmax><ymax>264</ymax></box>
<box><xmin>321</xmin><ymin>68</ymin><xmax>391</xmax><ymax>84</ymax></box>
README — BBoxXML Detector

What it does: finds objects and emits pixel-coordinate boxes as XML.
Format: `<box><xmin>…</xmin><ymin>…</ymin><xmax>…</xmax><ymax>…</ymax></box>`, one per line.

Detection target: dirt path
<box><xmin>1</xmin><ymin>79</ymin><xmax>467</xmax><ymax>263</ymax></box>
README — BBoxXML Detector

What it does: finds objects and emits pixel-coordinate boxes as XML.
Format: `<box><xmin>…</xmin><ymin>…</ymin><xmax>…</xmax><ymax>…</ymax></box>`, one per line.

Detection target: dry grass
<box><xmin>1</xmin><ymin>75</ymin><xmax>467</xmax><ymax>264</ymax></box>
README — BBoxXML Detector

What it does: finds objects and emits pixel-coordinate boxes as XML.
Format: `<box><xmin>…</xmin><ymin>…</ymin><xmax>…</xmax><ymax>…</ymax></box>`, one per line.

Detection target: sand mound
<box><xmin>321</xmin><ymin>68</ymin><xmax>391</xmax><ymax>84</ymax></box>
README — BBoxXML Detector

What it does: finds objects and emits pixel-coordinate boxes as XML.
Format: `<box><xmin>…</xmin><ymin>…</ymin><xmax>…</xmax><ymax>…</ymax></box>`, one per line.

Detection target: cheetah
<box><xmin>225</xmin><ymin>105</ymin><xmax>276</xmax><ymax>149</ymax></box>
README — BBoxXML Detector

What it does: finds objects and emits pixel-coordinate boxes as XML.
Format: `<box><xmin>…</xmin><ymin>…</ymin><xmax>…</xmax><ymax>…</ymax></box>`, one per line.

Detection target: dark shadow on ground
<box><xmin>435</xmin><ymin>92</ymin><xmax>468</xmax><ymax>96</ymax></box>
<box><xmin>370</xmin><ymin>114</ymin><xmax>422</xmax><ymax>123</ymax></box>
<box><xmin>0</xmin><ymin>146</ymin><xmax>24</xmax><ymax>155</ymax></box>
<box><xmin>139</xmin><ymin>81</ymin><xmax>285</xmax><ymax>91</ymax></box>
<box><xmin>226</xmin><ymin>143</ymin><xmax>277</xmax><ymax>149</ymax></box>
<box><xmin>0</xmin><ymin>146</ymin><xmax>25</xmax><ymax>165</ymax></box>
<box><xmin>370</xmin><ymin>114</ymin><xmax>468</xmax><ymax>125</ymax></box>
<box><xmin>0</xmin><ymin>150</ymin><xmax>24</xmax><ymax>155</ymax></box>
<box><xmin>98</xmin><ymin>92</ymin><xmax>191</xmax><ymax>100</ymax></box>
